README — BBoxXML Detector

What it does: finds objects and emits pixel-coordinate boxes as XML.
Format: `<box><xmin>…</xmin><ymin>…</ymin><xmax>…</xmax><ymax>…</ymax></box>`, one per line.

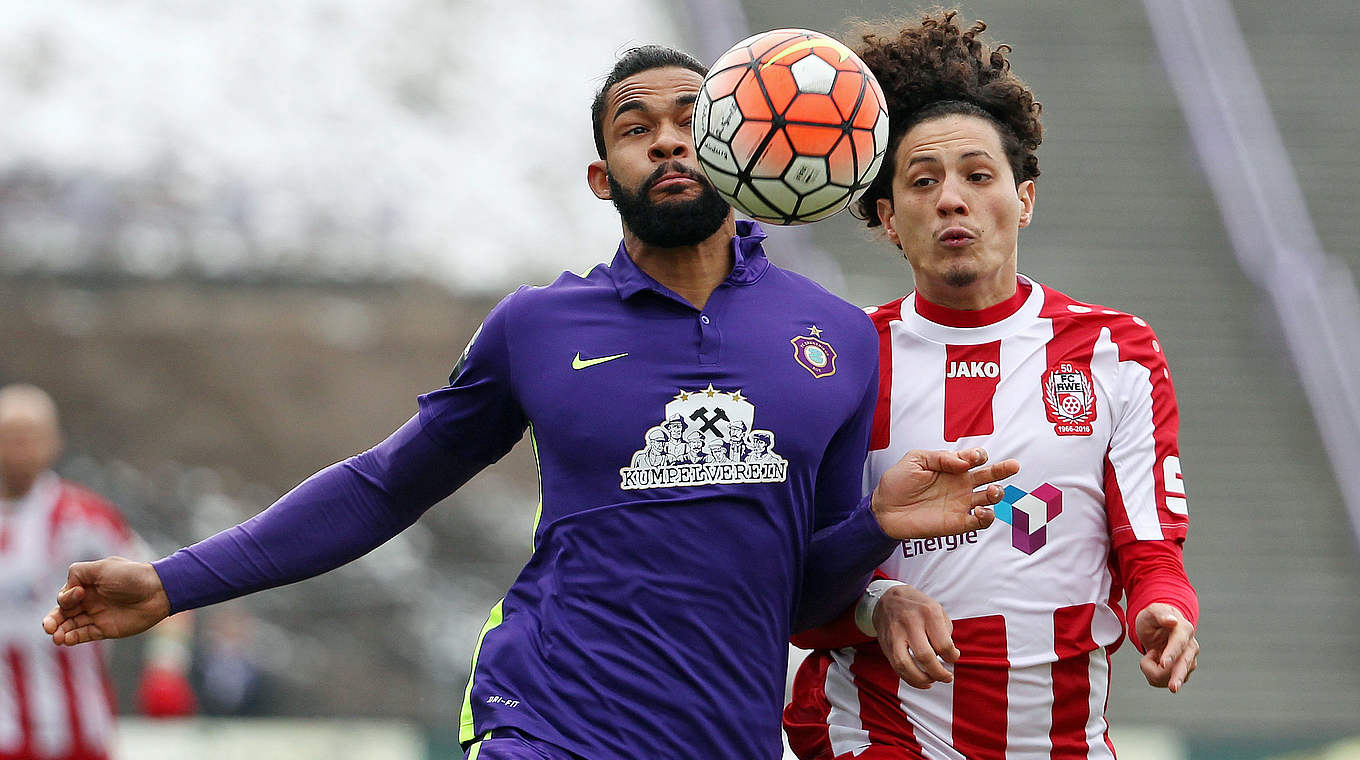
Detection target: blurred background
<box><xmin>2</xmin><ymin>0</ymin><xmax>1357</xmax><ymax>758</ymax></box>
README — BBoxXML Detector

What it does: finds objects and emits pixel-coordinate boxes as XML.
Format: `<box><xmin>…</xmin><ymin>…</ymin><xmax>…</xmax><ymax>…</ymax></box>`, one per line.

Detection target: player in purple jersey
<box><xmin>43</xmin><ymin>46</ymin><xmax>1018</xmax><ymax>760</ymax></box>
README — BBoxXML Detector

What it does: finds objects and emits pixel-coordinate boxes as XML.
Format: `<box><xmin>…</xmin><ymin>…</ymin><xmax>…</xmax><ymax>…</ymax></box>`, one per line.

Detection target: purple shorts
<box><xmin>463</xmin><ymin>728</ymin><xmax>589</xmax><ymax>760</ymax></box>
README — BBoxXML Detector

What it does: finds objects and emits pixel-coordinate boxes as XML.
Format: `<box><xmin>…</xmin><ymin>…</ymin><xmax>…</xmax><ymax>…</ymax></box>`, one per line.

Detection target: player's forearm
<box><xmin>1116</xmin><ymin>539</ymin><xmax>1199</xmax><ymax>650</ymax></box>
<box><xmin>154</xmin><ymin>416</ymin><xmax>458</xmax><ymax>612</ymax></box>
<box><xmin>792</xmin><ymin>496</ymin><xmax>899</xmax><ymax>632</ymax></box>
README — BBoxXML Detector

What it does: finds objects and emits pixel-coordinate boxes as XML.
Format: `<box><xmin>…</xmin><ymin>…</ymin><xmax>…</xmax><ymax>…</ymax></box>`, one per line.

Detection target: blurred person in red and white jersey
<box><xmin>0</xmin><ymin>384</ymin><xmax>193</xmax><ymax>760</ymax></box>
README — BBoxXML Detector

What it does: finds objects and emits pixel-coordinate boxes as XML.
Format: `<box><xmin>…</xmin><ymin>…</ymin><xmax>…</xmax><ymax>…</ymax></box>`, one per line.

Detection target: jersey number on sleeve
<box><xmin>1162</xmin><ymin>455</ymin><xmax>1188</xmax><ymax>515</ymax></box>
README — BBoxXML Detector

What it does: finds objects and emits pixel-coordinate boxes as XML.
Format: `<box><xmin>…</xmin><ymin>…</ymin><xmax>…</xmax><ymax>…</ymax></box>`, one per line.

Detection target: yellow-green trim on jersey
<box><xmin>459</xmin><ymin>427</ymin><xmax>543</xmax><ymax>744</ymax></box>
<box><xmin>459</xmin><ymin>600</ymin><xmax>504</xmax><ymax>743</ymax></box>
<box><xmin>529</xmin><ymin>425</ymin><xmax>543</xmax><ymax>550</ymax></box>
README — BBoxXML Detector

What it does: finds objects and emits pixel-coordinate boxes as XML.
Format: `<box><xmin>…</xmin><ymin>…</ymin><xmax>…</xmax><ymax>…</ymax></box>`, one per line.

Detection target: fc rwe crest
<box><xmin>1042</xmin><ymin>362</ymin><xmax>1096</xmax><ymax>436</ymax></box>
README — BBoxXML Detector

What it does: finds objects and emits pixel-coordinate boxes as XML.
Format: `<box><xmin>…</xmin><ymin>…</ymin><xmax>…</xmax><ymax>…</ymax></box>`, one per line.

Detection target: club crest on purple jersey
<box><xmin>791</xmin><ymin>325</ymin><xmax>837</xmax><ymax>379</ymax></box>
<box><xmin>619</xmin><ymin>384</ymin><xmax>787</xmax><ymax>490</ymax></box>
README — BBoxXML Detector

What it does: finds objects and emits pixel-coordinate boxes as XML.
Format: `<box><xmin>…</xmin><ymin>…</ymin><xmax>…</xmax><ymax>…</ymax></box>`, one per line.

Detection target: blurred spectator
<box><xmin>194</xmin><ymin>608</ymin><xmax>267</xmax><ymax>717</ymax></box>
<box><xmin>0</xmin><ymin>384</ymin><xmax>194</xmax><ymax>760</ymax></box>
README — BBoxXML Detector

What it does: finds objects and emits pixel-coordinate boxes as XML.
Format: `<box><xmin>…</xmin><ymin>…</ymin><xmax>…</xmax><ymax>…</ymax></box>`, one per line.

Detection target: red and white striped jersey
<box><xmin>0</xmin><ymin>472</ymin><xmax>136</xmax><ymax>760</ymax></box>
<box><xmin>789</xmin><ymin>277</ymin><xmax>1191</xmax><ymax>760</ymax></box>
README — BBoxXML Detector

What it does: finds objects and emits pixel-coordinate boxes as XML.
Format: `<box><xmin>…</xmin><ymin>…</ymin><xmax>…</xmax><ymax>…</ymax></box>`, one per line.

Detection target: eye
<box><xmin>912</xmin><ymin>176</ymin><xmax>937</xmax><ymax>188</ymax></box>
<box><xmin>968</xmin><ymin>171</ymin><xmax>992</xmax><ymax>182</ymax></box>
<box><xmin>623</xmin><ymin>125</ymin><xmax>648</xmax><ymax>137</ymax></box>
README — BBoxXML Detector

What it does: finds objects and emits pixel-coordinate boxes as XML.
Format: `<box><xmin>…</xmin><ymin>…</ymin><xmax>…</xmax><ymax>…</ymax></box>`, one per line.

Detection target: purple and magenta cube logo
<box><xmin>994</xmin><ymin>484</ymin><xmax>1063</xmax><ymax>554</ymax></box>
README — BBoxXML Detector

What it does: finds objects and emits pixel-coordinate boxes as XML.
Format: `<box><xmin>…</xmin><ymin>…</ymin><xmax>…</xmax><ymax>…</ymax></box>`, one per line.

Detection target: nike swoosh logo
<box><xmin>572</xmin><ymin>351</ymin><xmax>629</xmax><ymax>370</ymax></box>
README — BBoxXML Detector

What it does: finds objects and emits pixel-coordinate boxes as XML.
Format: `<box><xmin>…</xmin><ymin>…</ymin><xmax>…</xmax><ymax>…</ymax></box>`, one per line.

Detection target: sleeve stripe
<box><xmin>868</xmin><ymin>297</ymin><xmax>905</xmax><ymax>451</ymax></box>
<box><xmin>1101</xmin><ymin>320</ymin><xmax>1190</xmax><ymax>545</ymax></box>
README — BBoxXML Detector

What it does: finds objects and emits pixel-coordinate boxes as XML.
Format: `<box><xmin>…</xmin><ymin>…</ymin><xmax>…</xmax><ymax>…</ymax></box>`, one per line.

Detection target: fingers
<box><xmin>904</xmin><ymin>628</ymin><xmax>954</xmax><ymax>684</ymax></box>
<box><xmin>1141</xmin><ymin>635</ymin><xmax>1199</xmax><ymax>692</ymax></box>
<box><xmin>57</xmin><ymin>625</ymin><xmax>106</xmax><ymax>646</ymax></box>
<box><xmin>966</xmin><ymin>460</ymin><xmax>1016</xmax><ymax>531</ymax></box>
<box><xmin>951</xmin><ymin>510</ymin><xmax>992</xmax><ymax>534</ymax></box>
<box><xmin>1157</xmin><ymin>620</ymin><xmax>1193</xmax><ymax>673</ymax></box>
<box><xmin>886</xmin><ymin>636</ymin><xmax>936</xmax><ymax>689</ymax></box>
<box><xmin>972</xmin><ymin>484</ymin><xmax>1004</xmax><ymax>508</ymax></box>
<box><xmin>1133</xmin><ymin>605</ymin><xmax>1197</xmax><ymax>692</ymax></box>
<box><xmin>42</xmin><ymin>607</ymin><xmax>66</xmax><ymax>636</ymax></box>
<box><xmin>876</xmin><ymin>587</ymin><xmax>957</xmax><ymax>687</ymax></box>
<box><xmin>908</xmin><ymin>650</ymin><xmax>952</xmax><ymax>686</ymax></box>
<box><xmin>968</xmin><ymin>459</ymin><xmax>1020</xmax><ymax>488</ymax></box>
<box><xmin>921</xmin><ymin>611</ymin><xmax>960</xmax><ymax>669</ymax></box>
<box><xmin>887</xmin><ymin>624</ymin><xmax>959</xmax><ymax>688</ymax></box>
<box><xmin>56</xmin><ymin>558</ymin><xmax>106</xmax><ymax>612</ymax></box>
<box><xmin>1139</xmin><ymin>650</ymin><xmax>1168</xmax><ymax>687</ymax></box>
<box><xmin>959</xmin><ymin>448</ymin><xmax>988</xmax><ymax>467</ymax></box>
<box><xmin>64</xmin><ymin>560</ymin><xmax>99</xmax><ymax>591</ymax></box>
<box><xmin>45</xmin><ymin>587</ymin><xmax>88</xmax><ymax>644</ymax></box>
<box><xmin>961</xmin><ymin>484</ymin><xmax>1004</xmax><ymax>527</ymax></box>
<box><xmin>908</xmin><ymin>448</ymin><xmax>980</xmax><ymax>475</ymax></box>
<box><xmin>1167</xmin><ymin>637</ymin><xmax>1200</xmax><ymax>693</ymax></box>
<box><xmin>928</xmin><ymin>505</ymin><xmax>994</xmax><ymax>536</ymax></box>
<box><xmin>56</xmin><ymin>584</ymin><xmax>86</xmax><ymax>611</ymax></box>
<box><xmin>44</xmin><ymin>612</ymin><xmax>105</xmax><ymax>647</ymax></box>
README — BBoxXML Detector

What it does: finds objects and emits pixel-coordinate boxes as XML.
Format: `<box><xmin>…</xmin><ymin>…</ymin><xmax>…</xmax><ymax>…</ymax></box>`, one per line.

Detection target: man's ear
<box><xmin>876</xmin><ymin>197</ymin><xmax>901</xmax><ymax>249</ymax></box>
<box><xmin>588</xmin><ymin>160</ymin><xmax>611</xmax><ymax>200</ymax></box>
<box><xmin>1017</xmin><ymin>179</ymin><xmax>1036</xmax><ymax>229</ymax></box>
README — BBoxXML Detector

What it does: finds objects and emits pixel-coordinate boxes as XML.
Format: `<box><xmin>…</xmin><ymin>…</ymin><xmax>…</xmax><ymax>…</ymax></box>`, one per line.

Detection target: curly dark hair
<box><xmin>851</xmin><ymin>9</ymin><xmax>1043</xmax><ymax>226</ymax></box>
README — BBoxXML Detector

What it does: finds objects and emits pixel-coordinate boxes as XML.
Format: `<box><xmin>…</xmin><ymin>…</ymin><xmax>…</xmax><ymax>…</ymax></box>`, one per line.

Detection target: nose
<box><xmin>649</xmin><ymin>121</ymin><xmax>690</xmax><ymax>161</ymax></box>
<box><xmin>935</xmin><ymin>174</ymin><xmax>969</xmax><ymax>217</ymax></box>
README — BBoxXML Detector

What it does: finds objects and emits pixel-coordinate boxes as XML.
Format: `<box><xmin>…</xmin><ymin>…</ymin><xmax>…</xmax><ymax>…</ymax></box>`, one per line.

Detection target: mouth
<box><xmin>937</xmin><ymin>227</ymin><xmax>977</xmax><ymax>248</ymax></box>
<box><xmin>647</xmin><ymin>165</ymin><xmax>707</xmax><ymax>196</ymax></box>
<box><xmin>651</xmin><ymin>173</ymin><xmax>701</xmax><ymax>194</ymax></box>
<box><xmin>654</xmin><ymin>179</ymin><xmax>698</xmax><ymax>194</ymax></box>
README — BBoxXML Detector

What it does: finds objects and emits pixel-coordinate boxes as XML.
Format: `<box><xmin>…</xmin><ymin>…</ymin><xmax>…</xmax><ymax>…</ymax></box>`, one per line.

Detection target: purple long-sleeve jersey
<box><xmin>154</xmin><ymin>222</ymin><xmax>897</xmax><ymax>759</ymax></box>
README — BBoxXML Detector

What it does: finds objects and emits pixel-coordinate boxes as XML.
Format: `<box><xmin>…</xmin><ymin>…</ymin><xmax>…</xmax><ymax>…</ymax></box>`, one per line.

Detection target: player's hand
<box><xmin>871</xmin><ymin>448</ymin><xmax>1019</xmax><ymax>540</ymax></box>
<box><xmin>1134</xmin><ymin>603</ymin><xmax>1198</xmax><ymax>693</ymax></box>
<box><xmin>873</xmin><ymin>585</ymin><xmax>958</xmax><ymax>689</ymax></box>
<box><xmin>42</xmin><ymin>557</ymin><xmax>171</xmax><ymax>646</ymax></box>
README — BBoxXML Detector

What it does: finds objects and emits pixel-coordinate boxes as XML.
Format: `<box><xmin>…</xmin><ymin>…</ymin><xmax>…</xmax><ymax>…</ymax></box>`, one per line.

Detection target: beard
<box><xmin>608</xmin><ymin>163</ymin><xmax>730</xmax><ymax>248</ymax></box>
<box><xmin>942</xmin><ymin>264</ymin><xmax>980</xmax><ymax>288</ymax></box>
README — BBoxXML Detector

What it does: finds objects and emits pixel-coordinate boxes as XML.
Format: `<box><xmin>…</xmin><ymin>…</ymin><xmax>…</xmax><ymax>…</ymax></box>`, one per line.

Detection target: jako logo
<box><xmin>946</xmin><ymin>361</ymin><xmax>1000</xmax><ymax>378</ymax></box>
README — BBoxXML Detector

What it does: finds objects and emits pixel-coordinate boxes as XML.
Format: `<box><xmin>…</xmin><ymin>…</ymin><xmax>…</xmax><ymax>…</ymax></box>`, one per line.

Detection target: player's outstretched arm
<box><xmin>43</xmin><ymin>557</ymin><xmax>170</xmax><ymax>646</ymax></box>
<box><xmin>1134</xmin><ymin>603</ymin><xmax>1198</xmax><ymax>693</ymax></box>
<box><xmin>871</xmin><ymin>448</ymin><xmax>1019</xmax><ymax>540</ymax></box>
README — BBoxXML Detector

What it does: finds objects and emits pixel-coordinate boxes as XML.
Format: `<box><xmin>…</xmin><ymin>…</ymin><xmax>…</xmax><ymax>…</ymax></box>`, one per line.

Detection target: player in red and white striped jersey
<box><xmin>784</xmin><ymin>12</ymin><xmax>1199</xmax><ymax>760</ymax></box>
<box><xmin>0</xmin><ymin>385</ymin><xmax>194</xmax><ymax>760</ymax></box>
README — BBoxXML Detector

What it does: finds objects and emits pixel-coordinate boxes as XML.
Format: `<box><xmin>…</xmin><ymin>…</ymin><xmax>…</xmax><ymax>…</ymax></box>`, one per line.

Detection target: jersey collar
<box><xmin>901</xmin><ymin>274</ymin><xmax>1045</xmax><ymax>345</ymax></box>
<box><xmin>914</xmin><ymin>278</ymin><xmax>1033</xmax><ymax>327</ymax></box>
<box><xmin>608</xmin><ymin>220</ymin><xmax>770</xmax><ymax>302</ymax></box>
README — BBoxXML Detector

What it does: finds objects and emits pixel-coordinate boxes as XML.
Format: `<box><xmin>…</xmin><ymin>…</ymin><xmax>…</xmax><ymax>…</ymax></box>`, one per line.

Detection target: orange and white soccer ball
<box><xmin>693</xmin><ymin>29</ymin><xmax>889</xmax><ymax>225</ymax></box>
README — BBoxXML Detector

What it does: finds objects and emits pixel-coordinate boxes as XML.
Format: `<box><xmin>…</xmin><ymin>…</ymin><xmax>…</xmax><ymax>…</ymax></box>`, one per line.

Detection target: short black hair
<box><xmin>592</xmin><ymin>45</ymin><xmax>707</xmax><ymax>159</ymax></box>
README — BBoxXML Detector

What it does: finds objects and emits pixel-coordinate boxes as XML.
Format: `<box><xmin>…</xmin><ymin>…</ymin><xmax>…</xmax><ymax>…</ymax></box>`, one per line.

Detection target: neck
<box><xmin>913</xmin><ymin>262</ymin><xmax>1019</xmax><ymax>311</ymax></box>
<box><xmin>1</xmin><ymin>475</ymin><xmax>38</xmax><ymax>501</ymax></box>
<box><xmin>624</xmin><ymin>217</ymin><xmax>738</xmax><ymax>311</ymax></box>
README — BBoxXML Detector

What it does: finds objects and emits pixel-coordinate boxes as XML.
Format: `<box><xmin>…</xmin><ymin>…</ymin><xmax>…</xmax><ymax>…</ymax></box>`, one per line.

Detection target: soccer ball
<box><xmin>693</xmin><ymin>29</ymin><xmax>889</xmax><ymax>225</ymax></box>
